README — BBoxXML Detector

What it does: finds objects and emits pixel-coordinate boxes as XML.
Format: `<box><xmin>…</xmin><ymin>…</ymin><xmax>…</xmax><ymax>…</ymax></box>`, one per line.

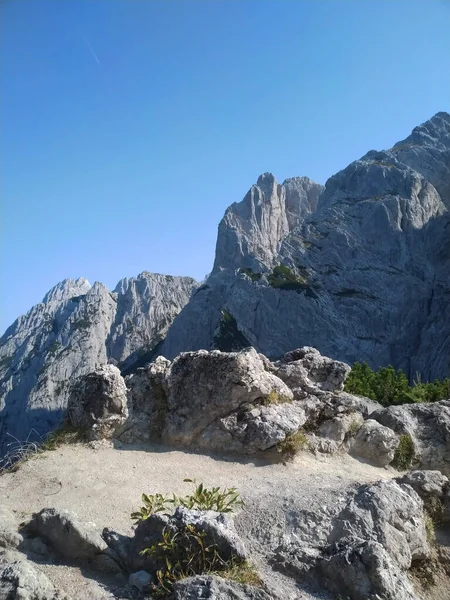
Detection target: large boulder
<box><xmin>120</xmin><ymin>356</ymin><xmax>171</xmax><ymax>442</ymax></box>
<box><xmin>0</xmin><ymin>549</ymin><xmax>69</xmax><ymax>600</ymax></box>
<box><xmin>198</xmin><ymin>402</ymin><xmax>307</xmax><ymax>454</ymax></box>
<box><xmin>272</xmin><ymin>347</ymin><xmax>351</xmax><ymax>399</ymax></box>
<box><xmin>129</xmin><ymin>507</ymin><xmax>246</xmax><ymax>573</ymax></box>
<box><xmin>396</xmin><ymin>470</ymin><xmax>448</xmax><ymax>500</ymax></box>
<box><xmin>172</xmin><ymin>575</ymin><xmax>272</xmax><ymax>600</ymax></box>
<box><xmin>67</xmin><ymin>365</ymin><xmax>128</xmax><ymax>440</ymax></box>
<box><xmin>318</xmin><ymin>538</ymin><xmax>417</xmax><ymax>600</ymax></box>
<box><xmin>372</xmin><ymin>400</ymin><xmax>450</xmax><ymax>475</ymax></box>
<box><xmin>349</xmin><ymin>419</ymin><xmax>399</xmax><ymax>467</ymax></box>
<box><xmin>26</xmin><ymin>508</ymin><xmax>119</xmax><ymax>572</ymax></box>
<box><xmin>163</xmin><ymin>348</ymin><xmax>293</xmax><ymax>446</ymax></box>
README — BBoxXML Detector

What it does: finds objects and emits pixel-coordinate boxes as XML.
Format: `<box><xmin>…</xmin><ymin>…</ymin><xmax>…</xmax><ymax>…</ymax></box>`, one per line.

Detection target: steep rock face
<box><xmin>162</xmin><ymin>112</ymin><xmax>450</xmax><ymax>380</ymax></box>
<box><xmin>0</xmin><ymin>274</ymin><xmax>197</xmax><ymax>454</ymax></box>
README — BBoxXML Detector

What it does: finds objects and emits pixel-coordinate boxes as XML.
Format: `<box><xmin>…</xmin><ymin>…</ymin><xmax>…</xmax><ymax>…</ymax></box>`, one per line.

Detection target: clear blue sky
<box><xmin>1</xmin><ymin>0</ymin><xmax>449</xmax><ymax>332</ymax></box>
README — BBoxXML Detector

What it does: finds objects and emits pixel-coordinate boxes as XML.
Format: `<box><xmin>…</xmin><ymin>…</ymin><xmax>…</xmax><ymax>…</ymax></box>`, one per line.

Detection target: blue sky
<box><xmin>1</xmin><ymin>0</ymin><xmax>449</xmax><ymax>332</ymax></box>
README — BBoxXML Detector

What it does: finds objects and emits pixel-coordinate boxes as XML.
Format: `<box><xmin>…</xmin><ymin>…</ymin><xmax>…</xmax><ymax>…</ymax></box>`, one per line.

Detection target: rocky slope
<box><xmin>161</xmin><ymin>112</ymin><xmax>450</xmax><ymax>380</ymax></box>
<box><xmin>0</xmin><ymin>273</ymin><xmax>197</xmax><ymax>455</ymax></box>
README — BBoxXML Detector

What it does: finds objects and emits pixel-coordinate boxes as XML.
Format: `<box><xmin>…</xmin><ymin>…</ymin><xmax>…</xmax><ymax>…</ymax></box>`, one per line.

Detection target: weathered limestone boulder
<box><xmin>130</xmin><ymin>507</ymin><xmax>246</xmax><ymax>573</ymax></box>
<box><xmin>120</xmin><ymin>356</ymin><xmax>171</xmax><ymax>442</ymax></box>
<box><xmin>397</xmin><ymin>470</ymin><xmax>448</xmax><ymax>499</ymax></box>
<box><xmin>349</xmin><ymin>419</ymin><xmax>399</xmax><ymax>467</ymax></box>
<box><xmin>198</xmin><ymin>402</ymin><xmax>307</xmax><ymax>454</ymax></box>
<box><xmin>67</xmin><ymin>365</ymin><xmax>128</xmax><ymax>440</ymax></box>
<box><xmin>273</xmin><ymin>478</ymin><xmax>429</xmax><ymax>600</ymax></box>
<box><xmin>327</xmin><ymin>480</ymin><xmax>429</xmax><ymax>569</ymax></box>
<box><xmin>273</xmin><ymin>347</ymin><xmax>351</xmax><ymax>399</ymax></box>
<box><xmin>372</xmin><ymin>400</ymin><xmax>450</xmax><ymax>475</ymax></box>
<box><xmin>172</xmin><ymin>575</ymin><xmax>273</xmax><ymax>600</ymax></box>
<box><xmin>0</xmin><ymin>549</ymin><xmax>70</xmax><ymax>600</ymax></box>
<box><xmin>317</xmin><ymin>411</ymin><xmax>364</xmax><ymax>444</ymax></box>
<box><xmin>163</xmin><ymin>348</ymin><xmax>293</xmax><ymax>446</ymax></box>
<box><xmin>0</xmin><ymin>507</ymin><xmax>23</xmax><ymax>550</ymax></box>
<box><xmin>318</xmin><ymin>538</ymin><xmax>417</xmax><ymax>600</ymax></box>
<box><xmin>26</xmin><ymin>508</ymin><xmax>119</xmax><ymax>572</ymax></box>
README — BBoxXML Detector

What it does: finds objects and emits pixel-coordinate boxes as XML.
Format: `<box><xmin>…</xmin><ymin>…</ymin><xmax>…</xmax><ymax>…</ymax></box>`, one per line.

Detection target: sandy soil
<box><xmin>0</xmin><ymin>442</ymin><xmax>397</xmax><ymax>599</ymax></box>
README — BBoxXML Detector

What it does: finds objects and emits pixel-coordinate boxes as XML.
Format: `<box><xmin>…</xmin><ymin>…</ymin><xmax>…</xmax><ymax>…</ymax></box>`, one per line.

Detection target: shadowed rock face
<box><xmin>0</xmin><ymin>273</ymin><xmax>197</xmax><ymax>454</ymax></box>
<box><xmin>161</xmin><ymin>112</ymin><xmax>450</xmax><ymax>381</ymax></box>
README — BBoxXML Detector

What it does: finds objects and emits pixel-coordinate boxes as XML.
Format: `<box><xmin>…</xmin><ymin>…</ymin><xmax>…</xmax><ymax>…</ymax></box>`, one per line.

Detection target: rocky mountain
<box><xmin>0</xmin><ymin>273</ymin><xmax>197</xmax><ymax>454</ymax></box>
<box><xmin>161</xmin><ymin>112</ymin><xmax>450</xmax><ymax>381</ymax></box>
<box><xmin>1</xmin><ymin>111</ymin><xmax>449</xmax><ymax>456</ymax></box>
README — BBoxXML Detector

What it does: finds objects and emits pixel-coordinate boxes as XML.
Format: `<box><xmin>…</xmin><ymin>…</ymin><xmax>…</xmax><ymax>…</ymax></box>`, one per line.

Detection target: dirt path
<box><xmin>0</xmin><ymin>442</ymin><xmax>396</xmax><ymax>599</ymax></box>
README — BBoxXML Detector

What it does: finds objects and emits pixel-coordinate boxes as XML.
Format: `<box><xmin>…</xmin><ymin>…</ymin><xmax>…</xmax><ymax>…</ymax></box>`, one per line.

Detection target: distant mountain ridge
<box><xmin>0</xmin><ymin>273</ymin><xmax>197</xmax><ymax>453</ymax></box>
<box><xmin>1</xmin><ymin>111</ymin><xmax>449</xmax><ymax>453</ymax></box>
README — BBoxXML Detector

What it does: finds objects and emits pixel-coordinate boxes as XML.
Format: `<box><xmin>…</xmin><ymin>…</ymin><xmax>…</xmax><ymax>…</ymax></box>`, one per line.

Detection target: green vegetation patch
<box><xmin>276</xmin><ymin>430</ymin><xmax>310</xmax><ymax>459</ymax></box>
<box><xmin>262</xmin><ymin>390</ymin><xmax>292</xmax><ymax>406</ymax></box>
<box><xmin>213</xmin><ymin>309</ymin><xmax>250</xmax><ymax>352</ymax></box>
<box><xmin>392</xmin><ymin>434</ymin><xmax>415</xmax><ymax>471</ymax></box>
<box><xmin>344</xmin><ymin>361</ymin><xmax>450</xmax><ymax>406</ymax></box>
<box><xmin>238</xmin><ymin>267</ymin><xmax>262</xmax><ymax>282</ymax></box>
<box><xmin>267</xmin><ymin>263</ymin><xmax>318</xmax><ymax>297</ymax></box>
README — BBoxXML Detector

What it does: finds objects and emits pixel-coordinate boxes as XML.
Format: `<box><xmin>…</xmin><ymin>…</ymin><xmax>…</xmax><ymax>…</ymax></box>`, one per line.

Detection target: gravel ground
<box><xmin>0</xmin><ymin>441</ymin><xmax>396</xmax><ymax>599</ymax></box>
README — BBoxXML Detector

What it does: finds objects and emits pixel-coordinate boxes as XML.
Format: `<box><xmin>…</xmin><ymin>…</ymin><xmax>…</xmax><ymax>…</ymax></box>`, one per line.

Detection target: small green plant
<box><xmin>131</xmin><ymin>493</ymin><xmax>173</xmax><ymax>523</ymax></box>
<box><xmin>424</xmin><ymin>515</ymin><xmax>436</xmax><ymax>543</ymax></box>
<box><xmin>131</xmin><ymin>480</ymin><xmax>244</xmax><ymax>523</ymax></box>
<box><xmin>141</xmin><ymin>524</ymin><xmax>232</xmax><ymax>596</ymax></box>
<box><xmin>262</xmin><ymin>390</ymin><xmax>292</xmax><ymax>406</ymax></box>
<box><xmin>277</xmin><ymin>430</ymin><xmax>309</xmax><ymax>459</ymax></box>
<box><xmin>173</xmin><ymin>479</ymin><xmax>244</xmax><ymax>513</ymax></box>
<box><xmin>392</xmin><ymin>434</ymin><xmax>415</xmax><ymax>470</ymax></box>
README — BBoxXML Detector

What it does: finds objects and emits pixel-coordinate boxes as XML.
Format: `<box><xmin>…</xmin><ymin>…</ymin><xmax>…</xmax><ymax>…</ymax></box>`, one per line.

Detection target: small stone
<box><xmin>129</xmin><ymin>570</ymin><xmax>153</xmax><ymax>592</ymax></box>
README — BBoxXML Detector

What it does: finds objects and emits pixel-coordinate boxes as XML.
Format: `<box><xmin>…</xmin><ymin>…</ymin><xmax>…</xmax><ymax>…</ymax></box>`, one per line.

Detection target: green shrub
<box><xmin>238</xmin><ymin>268</ymin><xmax>262</xmax><ymax>282</ymax></box>
<box><xmin>344</xmin><ymin>361</ymin><xmax>450</xmax><ymax>406</ymax></box>
<box><xmin>424</xmin><ymin>514</ymin><xmax>436</xmax><ymax>543</ymax></box>
<box><xmin>131</xmin><ymin>479</ymin><xmax>244</xmax><ymax>523</ymax></box>
<box><xmin>277</xmin><ymin>430</ymin><xmax>309</xmax><ymax>458</ymax></box>
<box><xmin>392</xmin><ymin>434</ymin><xmax>415</xmax><ymax>471</ymax></box>
<box><xmin>262</xmin><ymin>390</ymin><xmax>292</xmax><ymax>406</ymax></box>
<box><xmin>141</xmin><ymin>523</ymin><xmax>233</xmax><ymax>596</ymax></box>
<box><xmin>134</xmin><ymin>482</ymin><xmax>254</xmax><ymax>597</ymax></box>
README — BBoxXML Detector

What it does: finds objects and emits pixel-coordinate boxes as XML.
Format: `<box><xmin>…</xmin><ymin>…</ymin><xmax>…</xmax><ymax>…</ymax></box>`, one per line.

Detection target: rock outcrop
<box><xmin>67</xmin><ymin>364</ymin><xmax>128</xmax><ymax>440</ymax></box>
<box><xmin>372</xmin><ymin>400</ymin><xmax>450</xmax><ymax>475</ymax></box>
<box><xmin>0</xmin><ymin>273</ymin><xmax>197</xmax><ymax>456</ymax></box>
<box><xmin>161</xmin><ymin>112</ymin><xmax>450</xmax><ymax>384</ymax></box>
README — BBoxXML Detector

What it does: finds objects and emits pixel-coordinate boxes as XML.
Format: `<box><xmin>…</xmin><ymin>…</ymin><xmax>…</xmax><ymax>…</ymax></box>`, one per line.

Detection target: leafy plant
<box><xmin>141</xmin><ymin>524</ymin><xmax>252</xmax><ymax>597</ymax></box>
<box><xmin>131</xmin><ymin>493</ymin><xmax>173</xmax><ymax>523</ymax></box>
<box><xmin>173</xmin><ymin>479</ymin><xmax>244</xmax><ymax>513</ymax></box>
<box><xmin>392</xmin><ymin>434</ymin><xmax>415</xmax><ymax>471</ymax></box>
<box><xmin>238</xmin><ymin>268</ymin><xmax>262</xmax><ymax>282</ymax></box>
<box><xmin>131</xmin><ymin>480</ymin><xmax>244</xmax><ymax>524</ymax></box>
<box><xmin>277</xmin><ymin>430</ymin><xmax>309</xmax><ymax>459</ymax></box>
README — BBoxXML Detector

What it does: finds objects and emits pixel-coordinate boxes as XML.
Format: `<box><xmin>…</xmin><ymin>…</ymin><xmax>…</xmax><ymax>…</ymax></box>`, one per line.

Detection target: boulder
<box><xmin>198</xmin><ymin>402</ymin><xmax>307</xmax><ymax>454</ymax></box>
<box><xmin>130</xmin><ymin>507</ymin><xmax>246</xmax><ymax>573</ymax></box>
<box><xmin>163</xmin><ymin>348</ymin><xmax>292</xmax><ymax>446</ymax></box>
<box><xmin>273</xmin><ymin>347</ymin><xmax>351</xmax><ymax>399</ymax></box>
<box><xmin>317</xmin><ymin>412</ymin><xmax>364</xmax><ymax>444</ymax></box>
<box><xmin>327</xmin><ymin>480</ymin><xmax>429</xmax><ymax>569</ymax></box>
<box><xmin>396</xmin><ymin>470</ymin><xmax>448</xmax><ymax>499</ymax></box>
<box><xmin>121</xmin><ymin>356</ymin><xmax>171</xmax><ymax>442</ymax></box>
<box><xmin>0</xmin><ymin>549</ymin><xmax>70</xmax><ymax>600</ymax></box>
<box><xmin>129</xmin><ymin>570</ymin><xmax>153</xmax><ymax>592</ymax></box>
<box><xmin>349</xmin><ymin>419</ymin><xmax>399</xmax><ymax>467</ymax></box>
<box><xmin>67</xmin><ymin>365</ymin><xmax>128</xmax><ymax>440</ymax></box>
<box><xmin>372</xmin><ymin>400</ymin><xmax>450</xmax><ymax>475</ymax></box>
<box><xmin>27</xmin><ymin>508</ymin><xmax>108</xmax><ymax>563</ymax></box>
<box><xmin>0</xmin><ymin>507</ymin><xmax>23</xmax><ymax>550</ymax></box>
<box><xmin>318</xmin><ymin>538</ymin><xmax>417</xmax><ymax>600</ymax></box>
<box><xmin>172</xmin><ymin>575</ymin><xmax>272</xmax><ymax>600</ymax></box>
